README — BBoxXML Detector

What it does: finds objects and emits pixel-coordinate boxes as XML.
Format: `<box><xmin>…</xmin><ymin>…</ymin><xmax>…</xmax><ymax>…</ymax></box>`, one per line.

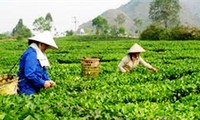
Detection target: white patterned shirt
<box><xmin>118</xmin><ymin>55</ymin><xmax>152</xmax><ymax>72</ymax></box>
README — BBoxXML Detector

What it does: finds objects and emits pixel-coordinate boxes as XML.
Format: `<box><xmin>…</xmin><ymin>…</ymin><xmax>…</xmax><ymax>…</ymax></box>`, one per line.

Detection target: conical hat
<box><xmin>28</xmin><ymin>31</ymin><xmax>58</xmax><ymax>49</ymax></box>
<box><xmin>128</xmin><ymin>43</ymin><xmax>145</xmax><ymax>53</ymax></box>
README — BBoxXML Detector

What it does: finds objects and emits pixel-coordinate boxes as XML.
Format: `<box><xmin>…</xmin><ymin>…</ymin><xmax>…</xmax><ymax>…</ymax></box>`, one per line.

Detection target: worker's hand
<box><xmin>150</xmin><ymin>67</ymin><xmax>158</xmax><ymax>72</ymax></box>
<box><xmin>44</xmin><ymin>80</ymin><xmax>56</xmax><ymax>89</ymax></box>
<box><xmin>49</xmin><ymin>80</ymin><xmax>56</xmax><ymax>87</ymax></box>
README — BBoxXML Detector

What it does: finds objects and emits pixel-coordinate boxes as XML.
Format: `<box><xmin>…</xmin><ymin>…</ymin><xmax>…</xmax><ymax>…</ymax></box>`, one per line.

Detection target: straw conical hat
<box><xmin>28</xmin><ymin>31</ymin><xmax>58</xmax><ymax>49</ymax></box>
<box><xmin>128</xmin><ymin>43</ymin><xmax>145</xmax><ymax>53</ymax></box>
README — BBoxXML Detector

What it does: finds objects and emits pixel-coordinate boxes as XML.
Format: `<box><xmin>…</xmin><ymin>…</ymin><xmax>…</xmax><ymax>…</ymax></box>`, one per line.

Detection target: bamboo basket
<box><xmin>81</xmin><ymin>58</ymin><xmax>100</xmax><ymax>78</ymax></box>
<box><xmin>0</xmin><ymin>74</ymin><xmax>18</xmax><ymax>95</ymax></box>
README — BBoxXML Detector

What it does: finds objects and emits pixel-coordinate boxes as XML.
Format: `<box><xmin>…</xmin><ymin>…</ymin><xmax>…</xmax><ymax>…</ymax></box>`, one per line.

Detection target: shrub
<box><xmin>170</xmin><ymin>26</ymin><xmax>192</xmax><ymax>40</ymax></box>
<box><xmin>159</xmin><ymin>29</ymin><xmax>173</xmax><ymax>40</ymax></box>
<box><xmin>0</xmin><ymin>33</ymin><xmax>12</xmax><ymax>40</ymax></box>
<box><xmin>140</xmin><ymin>25</ymin><xmax>200</xmax><ymax>40</ymax></box>
<box><xmin>140</xmin><ymin>25</ymin><xmax>164</xmax><ymax>40</ymax></box>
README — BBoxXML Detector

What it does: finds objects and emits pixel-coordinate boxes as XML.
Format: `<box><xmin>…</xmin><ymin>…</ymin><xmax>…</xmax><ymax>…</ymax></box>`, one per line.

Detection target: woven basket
<box><xmin>81</xmin><ymin>58</ymin><xmax>100</xmax><ymax>78</ymax></box>
<box><xmin>0</xmin><ymin>74</ymin><xmax>18</xmax><ymax>95</ymax></box>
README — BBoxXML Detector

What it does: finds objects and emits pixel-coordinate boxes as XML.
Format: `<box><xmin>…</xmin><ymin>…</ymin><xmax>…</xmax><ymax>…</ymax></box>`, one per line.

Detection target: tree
<box><xmin>110</xmin><ymin>25</ymin><xmax>118</xmax><ymax>37</ymax></box>
<box><xmin>66</xmin><ymin>30</ymin><xmax>74</xmax><ymax>36</ymax></box>
<box><xmin>45</xmin><ymin>12</ymin><xmax>53</xmax><ymax>22</ymax></box>
<box><xmin>12</xmin><ymin>19</ymin><xmax>32</xmax><ymax>39</ymax></box>
<box><xmin>33</xmin><ymin>13</ymin><xmax>54</xmax><ymax>32</ymax></box>
<box><xmin>133</xmin><ymin>18</ymin><xmax>143</xmax><ymax>35</ymax></box>
<box><xmin>114</xmin><ymin>14</ymin><xmax>126</xmax><ymax>37</ymax></box>
<box><xmin>115</xmin><ymin>14</ymin><xmax>126</xmax><ymax>27</ymax></box>
<box><xmin>118</xmin><ymin>27</ymin><xmax>125</xmax><ymax>36</ymax></box>
<box><xmin>92</xmin><ymin>16</ymin><xmax>109</xmax><ymax>35</ymax></box>
<box><xmin>149</xmin><ymin>0</ymin><xmax>181</xmax><ymax>28</ymax></box>
<box><xmin>45</xmin><ymin>12</ymin><xmax>56</xmax><ymax>32</ymax></box>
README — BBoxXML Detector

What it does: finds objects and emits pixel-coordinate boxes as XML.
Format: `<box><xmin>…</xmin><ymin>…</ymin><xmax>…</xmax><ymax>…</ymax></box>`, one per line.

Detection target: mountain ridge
<box><xmin>78</xmin><ymin>0</ymin><xmax>200</xmax><ymax>35</ymax></box>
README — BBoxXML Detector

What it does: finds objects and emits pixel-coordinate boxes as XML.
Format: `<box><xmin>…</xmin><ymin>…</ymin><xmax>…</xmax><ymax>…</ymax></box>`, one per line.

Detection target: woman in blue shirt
<box><xmin>17</xmin><ymin>31</ymin><xmax>58</xmax><ymax>95</ymax></box>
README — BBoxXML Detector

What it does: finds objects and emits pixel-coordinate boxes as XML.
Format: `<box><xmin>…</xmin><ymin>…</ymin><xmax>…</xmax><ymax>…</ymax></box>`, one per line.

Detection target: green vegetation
<box><xmin>1</xmin><ymin>37</ymin><xmax>200</xmax><ymax>119</ymax></box>
<box><xmin>0</xmin><ymin>33</ymin><xmax>11</xmax><ymax>40</ymax></box>
<box><xmin>140</xmin><ymin>25</ymin><xmax>200</xmax><ymax>40</ymax></box>
<box><xmin>92</xmin><ymin>16</ymin><xmax>109</xmax><ymax>35</ymax></box>
<box><xmin>12</xmin><ymin>19</ymin><xmax>32</xmax><ymax>39</ymax></box>
<box><xmin>149</xmin><ymin>0</ymin><xmax>181</xmax><ymax>29</ymax></box>
<box><xmin>141</xmin><ymin>0</ymin><xmax>200</xmax><ymax>40</ymax></box>
<box><xmin>33</xmin><ymin>12</ymin><xmax>54</xmax><ymax>32</ymax></box>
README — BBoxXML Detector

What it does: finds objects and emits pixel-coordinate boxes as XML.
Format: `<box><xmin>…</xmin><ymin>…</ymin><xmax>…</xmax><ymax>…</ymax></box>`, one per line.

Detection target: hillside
<box><xmin>78</xmin><ymin>0</ymin><xmax>200</xmax><ymax>35</ymax></box>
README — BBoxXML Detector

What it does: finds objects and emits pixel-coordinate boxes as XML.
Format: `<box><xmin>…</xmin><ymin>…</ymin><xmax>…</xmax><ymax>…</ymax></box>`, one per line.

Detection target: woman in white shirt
<box><xmin>118</xmin><ymin>43</ymin><xmax>157</xmax><ymax>73</ymax></box>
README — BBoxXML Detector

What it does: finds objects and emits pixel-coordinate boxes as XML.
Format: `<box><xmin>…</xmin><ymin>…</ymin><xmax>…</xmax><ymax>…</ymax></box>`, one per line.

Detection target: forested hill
<box><xmin>78</xmin><ymin>0</ymin><xmax>200</xmax><ymax>35</ymax></box>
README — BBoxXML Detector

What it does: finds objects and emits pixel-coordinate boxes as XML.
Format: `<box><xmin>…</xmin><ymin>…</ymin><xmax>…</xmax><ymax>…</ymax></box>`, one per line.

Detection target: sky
<box><xmin>0</xmin><ymin>0</ymin><xmax>130</xmax><ymax>34</ymax></box>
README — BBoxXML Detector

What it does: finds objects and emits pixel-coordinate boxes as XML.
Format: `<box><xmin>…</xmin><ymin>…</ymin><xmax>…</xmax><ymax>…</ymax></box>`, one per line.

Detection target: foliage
<box><xmin>0</xmin><ymin>34</ymin><xmax>7</xmax><ymax>40</ymax></box>
<box><xmin>61</xmin><ymin>35</ymin><xmax>132</xmax><ymax>41</ymax></box>
<box><xmin>109</xmin><ymin>14</ymin><xmax>127</xmax><ymax>37</ymax></box>
<box><xmin>133</xmin><ymin>17</ymin><xmax>143</xmax><ymax>35</ymax></box>
<box><xmin>170</xmin><ymin>26</ymin><xmax>200</xmax><ymax>40</ymax></box>
<box><xmin>33</xmin><ymin>13</ymin><xmax>54</xmax><ymax>32</ymax></box>
<box><xmin>65</xmin><ymin>30</ymin><xmax>74</xmax><ymax>36</ymax></box>
<box><xmin>0</xmin><ymin>33</ymin><xmax>10</xmax><ymax>40</ymax></box>
<box><xmin>118</xmin><ymin>27</ymin><xmax>125</xmax><ymax>35</ymax></box>
<box><xmin>12</xmin><ymin>19</ymin><xmax>32</xmax><ymax>39</ymax></box>
<box><xmin>149</xmin><ymin>0</ymin><xmax>181</xmax><ymax>28</ymax></box>
<box><xmin>45</xmin><ymin>13</ymin><xmax>53</xmax><ymax>22</ymax></box>
<box><xmin>114</xmin><ymin>14</ymin><xmax>126</xmax><ymax>27</ymax></box>
<box><xmin>140</xmin><ymin>25</ymin><xmax>200</xmax><ymax>40</ymax></box>
<box><xmin>1</xmin><ymin>38</ymin><xmax>200</xmax><ymax>119</ymax></box>
<box><xmin>110</xmin><ymin>26</ymin><xmax>126</xmax><ymax>37</ymax></box>
<box><xmin>110</xmin><ymin>25</ymin><xmax>118</xmax><ymax>37</ymax></box>
<box><xmin>140</xmin><ymin>24</ymin><xmax>164</xmax><ymax>40</ymax></box>
<box><xmin>92</xmin><ymin>16</ymin><xmax>109</xmax><ymax>35</ymax></box>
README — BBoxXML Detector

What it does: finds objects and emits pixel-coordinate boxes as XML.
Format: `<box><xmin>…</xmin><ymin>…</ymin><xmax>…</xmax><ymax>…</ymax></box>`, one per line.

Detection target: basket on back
<box><xmin>0</xmin><ymin>74</ymin><xmax>18</xmax><ymax>95</ymax></box>
<box><xmin>81</xmin><ymin>58</ymin><xmax>100</xmax><ymax>78</ymax></box>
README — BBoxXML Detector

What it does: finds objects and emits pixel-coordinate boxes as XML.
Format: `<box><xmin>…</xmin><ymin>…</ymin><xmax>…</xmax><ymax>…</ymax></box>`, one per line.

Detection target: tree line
<box><xmin>91</xmin><ymin>0</ymin><xmax>200</xmax><ymax>40</ymax></box>
<box><xmin>1</xmin><ymin>0</ymin><xmax>200</xmax><ymax>40</ymax></box>
<box><xmin>140</xmin><ymin>0</ymin><xmax>200</xmax><ymax>40</ymax></box>
<box><xmin>11</xmin><ymin>13</ymin><xmax>54</xmax><ymax>40</ymax></box>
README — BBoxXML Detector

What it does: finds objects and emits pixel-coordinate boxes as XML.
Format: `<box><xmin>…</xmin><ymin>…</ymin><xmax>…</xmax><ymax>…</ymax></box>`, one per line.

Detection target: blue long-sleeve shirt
<box><xmin>18</xmin><ymin>47</ymin><xmax>50</xmax><ymax>95</ymax></box>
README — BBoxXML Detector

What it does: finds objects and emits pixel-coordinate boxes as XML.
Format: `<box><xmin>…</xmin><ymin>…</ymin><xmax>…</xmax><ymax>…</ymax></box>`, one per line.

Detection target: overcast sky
<box><xmin>0</xmin><ymin>0</ymin><xmax>130</xmax><ymax>33</ymax></box>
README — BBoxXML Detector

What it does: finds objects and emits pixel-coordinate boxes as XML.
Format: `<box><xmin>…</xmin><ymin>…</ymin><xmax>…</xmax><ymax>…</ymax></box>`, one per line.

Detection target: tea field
<box><xmin>1</xmin><ymin>37</ymin><xmax>200</xmax><ymax>119</ymax></box>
